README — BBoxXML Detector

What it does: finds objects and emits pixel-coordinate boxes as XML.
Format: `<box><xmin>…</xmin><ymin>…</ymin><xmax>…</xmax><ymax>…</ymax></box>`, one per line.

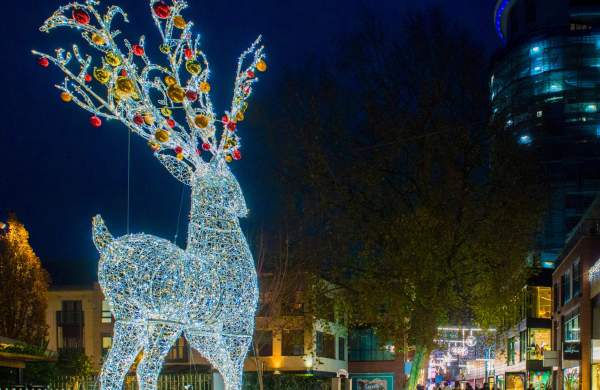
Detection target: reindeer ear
<box><xmin>156</xmin><ymin>153</ymin><xmax>193</xmax><ymax>185</ymax></box>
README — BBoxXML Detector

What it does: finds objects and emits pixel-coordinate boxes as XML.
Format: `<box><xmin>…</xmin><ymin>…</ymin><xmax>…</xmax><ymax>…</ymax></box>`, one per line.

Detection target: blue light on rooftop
<box><xmin>518</xmin><ymin>134</ymin><xmax>532</xmax><ymax>145</ymax></box>
<box><xmin>530</xmin><ymin>46</ymin><xmax>541</xmax><ymax>55</ymax></box>
<box><xmin>542</xmin><ymin>261</ymin><xmax>554</xmax><ymax>269</ymax></box>
<box><xmin>586</xmin><ymin>104</ymin><xmax>597</xmax><ymax>113</ymax></box>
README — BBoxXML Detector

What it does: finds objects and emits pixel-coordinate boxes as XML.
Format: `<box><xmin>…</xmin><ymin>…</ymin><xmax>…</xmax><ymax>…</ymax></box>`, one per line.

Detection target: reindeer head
<box><xmin>34</xmin><ymin>0</ymin><xmax>265</xmax><ymax>219</ymax></box>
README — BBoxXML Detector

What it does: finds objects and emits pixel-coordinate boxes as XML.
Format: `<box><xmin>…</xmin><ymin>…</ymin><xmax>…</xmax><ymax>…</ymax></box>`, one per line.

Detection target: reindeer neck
<box><xmin>186</xmin><ymin>187</ymin><xmax>242</xmax><ymax>253</ymax></box>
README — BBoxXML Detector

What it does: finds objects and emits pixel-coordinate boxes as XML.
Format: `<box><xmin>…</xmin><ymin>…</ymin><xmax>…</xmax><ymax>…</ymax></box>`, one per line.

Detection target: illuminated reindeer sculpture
<box><xmin>33</xmin><ymin>1</ymin><xmax>266</xmax><ymax>389</ymax></box>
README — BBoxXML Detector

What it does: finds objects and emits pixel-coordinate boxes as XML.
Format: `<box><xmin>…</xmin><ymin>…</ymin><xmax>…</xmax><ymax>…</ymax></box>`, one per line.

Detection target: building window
<box><xmin>531</xmin><ymin>286</ymin><xmax>551</xmax><ymax>318</ymax></box>
<box><xmin>572</xmin><ymin>260</ymin><xmax>581</xmax><ymax>297</ymax></box>
<box><xmin>316</xmin><ymin>331</ymin><xmax>335</xmax><ymax>359</ymax></box>
<box><xmin>166</xmin><ymin>337</ymin><xmax>188</xmax><ymax>362</ymax></box>
<box><xmin>348</xmin><ymin>328</ymin><xmax>395</xmax><ymax>361</ymax></box>
<box><xmin>101</xmin><ymin>335</ymin><xmax>112</xmax><ymax>357</ymax></box>
<box><xmin>520</xmin><ymin>330</ymin><xmax>527</xmax><ymax>361</ymax></box>
<box><xmin>553</xmin><ymin>283</ymin><xmax>559</xmax><ymax>311</ymax></box>
<box><xmin>562</xmin><ymin>270</ymin><xmax>572</xmax><ymax>305</ymax></box>
<box><xmin>101</xmin><ymin>300</ymin><xmax>112</xmax><ymax>323</ymax></box>
<box><xmin>281</xmin><ymin>329</ymin><xmax>304</xmax><ymax>356</ymax></box>
<box><xmin>338</xmin><ymin>337</ymin><xmax>346</xmax><ymax>361</ymax></box>
<box><xmin>564</xmin><ymin>311</ymin><xmax>580</xmax><ymax>342</ymax></box>
<box><xmin>507</xmin><ymin>337</ymin><xmax>516</xmax><ymax>365</ymax></box>
<box><xmin>528</xmin><ymin>328</ymin><xmax>550</xmax><ymax>360</ymax></box>
<box><xmin>251</xmin><ymin>330</ymin><xmax>273</xmax><ymax>356</ymax></box>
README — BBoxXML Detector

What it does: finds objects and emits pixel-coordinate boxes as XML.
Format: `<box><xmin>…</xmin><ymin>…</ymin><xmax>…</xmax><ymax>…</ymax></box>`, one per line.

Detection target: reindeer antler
<box><xmin>33</xmin><ymin>0</ymin><xmax>266</xmax><ymax>175</ymax></box>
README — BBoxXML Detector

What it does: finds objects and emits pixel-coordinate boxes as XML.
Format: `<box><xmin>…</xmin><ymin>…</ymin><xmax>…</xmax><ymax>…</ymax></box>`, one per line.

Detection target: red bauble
<box><xmin>153</xmin><ymin>1</ymin><xmax>171</xmax><ymax>18</ymax></box>
<box><xmin>247</xmin><ymin>70</ymin><xmax>255</xmax><ymax>78</ymax></box>
<box><xmin>185</xmin><ymin>90</ymin><xmax>198</xmax><ymax>101</ymax></box>
<box><xmin>120</xmin><ymin>69</ymin><xmax>127</xmax><ymax>76</ymax></box>
<box><xmin>221</xmin><ymin>114</ymin><xmax>229</xmax><ymax>123</ymax></box>
<box><xmin>84</xmin><ymin>73</ymin><xmax>92</xmax><ymax>83</ymax></box>
<box><xmin>227</xmin><ymin>121</ymin><xmax>237</xmax><ymax>131</ymax></box>
<box><xmin>243</xmin><ymin>85</ymin><xmax>251</xmax><ymax>95</ymax></box>
<box><xmin>184</xmin><ymin>48</ymin><xmax>193</xmax><ymax>59</ymax></box>
<box><xmin>133</xmin><ymin>114</ymin><xmax>144</xmax><ymax>125</ymax></box>
<box><xmin>72</xmin><ymin>9</ymin><xmax>90</xmax><ymax>24</ymax></box>
<box><xmin>202</xmin><ymin>142</ymin><xmax>211</xmax><ymax>151</ymax></box>
<box><xmin>232</xmin><ymin>149</ymin><xmax>242</xmax><ymax>160</ymax></box>
<box><xmin>167</xmin><ymin>118</ymin><xmax>175</xmax><ymax>128</ymax></box>
<box><xmin>174</xmin><ymin>146</ymin><xmax>183</xmax><ymax>154</ymax></box>
<box><xmin>89</xmin><ymin>115</ymin><xmax>102</xmax><ymax>127</ymax></box>
<box><xmin>196</xmin><ymin>148</ymin><xmax>201</xmax><ymax>155</ymax></box>
<box><xmin>132</xmin><ymin>44</ymin><xmax>145</xmax><ymax>56</ymax></box>
<box><xmin>37</xmin><ymin>57</ymin><xmax>49</xmax><ymax>68</ymax></box>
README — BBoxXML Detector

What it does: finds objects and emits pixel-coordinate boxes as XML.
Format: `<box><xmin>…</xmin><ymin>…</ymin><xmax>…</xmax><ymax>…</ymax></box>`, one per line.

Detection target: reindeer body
<box><xmin>93</xmin><ymin>165</ymin><xmax>258</xmax><ymax>390</ymax></box>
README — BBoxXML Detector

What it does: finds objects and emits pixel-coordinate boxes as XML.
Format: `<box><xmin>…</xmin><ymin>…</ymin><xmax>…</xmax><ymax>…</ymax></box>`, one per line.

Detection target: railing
<box><xmin>48</xmin><ymin>373</ymin><xmax>212</xmax><ymax>390</ymax></box>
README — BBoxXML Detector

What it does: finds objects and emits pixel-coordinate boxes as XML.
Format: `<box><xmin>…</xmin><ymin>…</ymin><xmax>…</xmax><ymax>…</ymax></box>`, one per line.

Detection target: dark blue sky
<box><xmin>0</xmin><ymin>0</ymin><xmax>500</xmax><ymax>283</ymax></box>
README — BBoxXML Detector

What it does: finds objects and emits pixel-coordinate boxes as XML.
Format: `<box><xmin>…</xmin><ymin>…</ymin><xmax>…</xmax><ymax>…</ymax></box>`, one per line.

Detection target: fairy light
<box><xmin>34</xmin><ymin>1</ymin><xmax>266</xmax><ymax>389</ymax></box>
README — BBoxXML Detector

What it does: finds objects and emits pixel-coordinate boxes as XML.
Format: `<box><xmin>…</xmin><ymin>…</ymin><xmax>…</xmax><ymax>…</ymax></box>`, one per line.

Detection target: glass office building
<box><xmin>491</xmin><ymin>0</ymin><xmax>600</xmax><ymax>266</ymax></box>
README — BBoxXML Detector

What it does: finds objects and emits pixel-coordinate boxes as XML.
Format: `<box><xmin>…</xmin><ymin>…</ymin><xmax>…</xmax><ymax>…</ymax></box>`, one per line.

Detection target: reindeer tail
<box><xmin>92</xmin><ymin>214</ymin><xmax>114</xmax><ymax>252</ymax></box>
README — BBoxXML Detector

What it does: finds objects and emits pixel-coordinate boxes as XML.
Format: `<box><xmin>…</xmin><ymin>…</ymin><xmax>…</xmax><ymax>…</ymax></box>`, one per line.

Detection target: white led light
<box><xmin>34</xmin><ymin>1</ymin><xmax>266</xmax><ymax>389</ymax></box>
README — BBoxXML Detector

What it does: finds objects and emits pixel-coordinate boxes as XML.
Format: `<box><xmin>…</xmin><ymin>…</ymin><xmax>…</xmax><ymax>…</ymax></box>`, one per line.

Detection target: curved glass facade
<box><xmin>491</xmin><ymin>31</ymin><xmax>600</xmax><ymax>265</ymax></box>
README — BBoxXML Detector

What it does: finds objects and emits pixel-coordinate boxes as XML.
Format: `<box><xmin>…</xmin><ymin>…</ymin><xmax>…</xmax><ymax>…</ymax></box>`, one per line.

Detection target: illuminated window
<box><xmin>519</xmin><ymin>134</ymin><xmax>532</xmax><ymax>145</ymax></box>
<box><xmin>101</xmin><ymin>300</ymin><xmax>112</xmax><ymax>323</ymax></box>
<box><xmin>536</xmin><ymin>111</ymin><xmax>543</xmax><ymax>118</ymax></box>
<box><xmin>528</xmin><ymin>329</ymin><xmax>550</xmax><ymax>360</ymax></box>
<box><xmin>586</xmin><ymin>104</ymin><xmax>597</xmax><ymax>113</ymax></box>
<box><xmin>530</xmin><ymin>46</ymin><xmax>541</xmax><ymax>55</ymax></box>
<box><xmin>101</xmin><ymin>335</ymin><xmax>112</xmax><ymax>357</ymax></box>
<box><xmin>564</xmin><ymin>311</ymin><xmax>580</xmax><ymax>342</ymax></box>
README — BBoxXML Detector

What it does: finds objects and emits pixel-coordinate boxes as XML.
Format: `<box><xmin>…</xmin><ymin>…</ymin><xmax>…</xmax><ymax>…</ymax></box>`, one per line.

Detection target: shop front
<box><xmin>563</xmin><ymin>366</ymin><xmax>580</xmax><ymax>390</ymax></box>
<box><xmin>496</xmin><ymin>374</ymin><xmax>505</xmax><ymax>390</ymax></box>
<box><xmin>506</xmin><ymin>373</ymin><xmax>526</xmax><ymax>390</ymax></box>
<box><xmin>528</xmin><ymin>370</ymin><xmax>551</xmax><ymax>390</ymax></box>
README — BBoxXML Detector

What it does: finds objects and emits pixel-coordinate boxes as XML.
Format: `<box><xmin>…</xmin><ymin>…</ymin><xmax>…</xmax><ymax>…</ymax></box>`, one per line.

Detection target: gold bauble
<box><xmin>194</xmin><ymin>115</ymin><xmax>210</xmax><ymax>128</ymax></box>
<box><xmin>173</xmin><ymin>15</ymin><xmax>186</xmax><ymax>29</ymax></box>
<box><xmin>167</xmin><ymin>85</ymin><xmax>185</xmax><ymax>103</ymax></box>
<box><xmin>60</xmin><ymin>91</ymin><xmax>72</xmax><ymax>102</ymax></box>
<box><xmin>148</xmin><ymin>141</ymin><xmax>160</xmax><ymax>151</ymax></box>
<box><xmin>154</xmin><ymin>129</ymin><xmax>170</xmax><ymax>143</ymax></box>
<box><xmin>199</xmin><ymin>81</ymin><xmax>211</xmax><ymax>93</ymax></box>
<box><xmin>144</xmin><ymin>114</ymin><xmax>155</xmax><ymax>125</ymax></box>
<box><xmin>164</xmin><ymin>75</ymin><xmax>176</xmax><ymax>86</ymax></box>
<box><xmin>225</xmin><ymin>155</ymin><xmax>233</xmax><ymax>163</ymax></box>
<box><xmin>93</xmin><ymin>67</ymin><xmax>111</xmax><ymax>84</ymax></box>
<box><xmin>176</xmin><ymin>152</ymin><xmax>184</xmax><ymax>160</ymax></box>
<box><xmin>115</xmin><ymin>76</ymin><xmax>135</xmax><ymax>98</ymax></box>
<box><xmin>91</xmin><ymin>33</ymin><xmax>106</xmax><ymax>46</ymax></box>
<box><xmin>186</xmin><ymin>60</ymin><xmax>201</xmax><ymax>75</ymax></box>
<box><xmin>161</xmin><ymin>107</ymin><xmax>172</xmax><ymax>117</ymax></box>
<box><xmin>256</xmin><ymin>59</ymin><xmax>267</xmax><ymax>72</ymax></box>
<box><xmin>160</xmin><ymin>44</ymin><xmax>171</xmax><ymax>54</ymax></box>
<box><xmin>105</xmin><ymin>52</ymin><xmax>121</xmax><ymax>67</ymax></box>
<box><xmin>235</xmin><ymin>111</ymin><xmax>244</xmax><ymax>122</ymax></box>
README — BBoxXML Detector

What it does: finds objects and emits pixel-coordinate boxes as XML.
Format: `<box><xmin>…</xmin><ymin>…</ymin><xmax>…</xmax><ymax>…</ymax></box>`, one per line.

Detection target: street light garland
<box><xmin>33</xmin><ymin>1</ymin><xmax>266</xmax><ymax>389</ymax></box>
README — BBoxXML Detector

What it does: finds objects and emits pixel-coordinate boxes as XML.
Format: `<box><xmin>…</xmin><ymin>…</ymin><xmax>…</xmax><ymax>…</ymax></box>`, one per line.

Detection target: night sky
<box><xmin>0</xmin><ymin>0</ymin><xmax>500</xmax><ymax>284</ymax></box>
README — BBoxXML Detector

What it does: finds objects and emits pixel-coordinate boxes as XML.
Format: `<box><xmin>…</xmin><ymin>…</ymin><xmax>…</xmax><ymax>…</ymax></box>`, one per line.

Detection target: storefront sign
<box><xmin>352</xmin><ymin>373</ymin><xmax>394</xmax><ymax>390</ymax></box>
<box><xmin>543</xmin><ymin>350</ymin><xmax>559</xmax><ymax>367</ymax></box>
<box><xmin>563</xmin><ymin>342</ymin><xmax>581</xmax><ymax>360</ymax></box>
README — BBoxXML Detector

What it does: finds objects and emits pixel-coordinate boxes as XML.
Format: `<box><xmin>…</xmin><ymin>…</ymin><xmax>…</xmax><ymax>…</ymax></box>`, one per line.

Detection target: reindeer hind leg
<box><xmin>100</xmin><ymin>321</ymin><xmax>145</xmax><ymax>390</ymax></box>
<box><xmin>137</xmin><ymin>322</ymin><xmax>182</xmax><ymax>390</ymax></box>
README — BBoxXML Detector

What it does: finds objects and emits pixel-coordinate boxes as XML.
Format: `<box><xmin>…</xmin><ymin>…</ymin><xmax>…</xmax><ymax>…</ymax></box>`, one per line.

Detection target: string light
<box><xmin>34</xmin><ymin>1</ymin><xmax>266</xmax><ymax>389</ymax></box>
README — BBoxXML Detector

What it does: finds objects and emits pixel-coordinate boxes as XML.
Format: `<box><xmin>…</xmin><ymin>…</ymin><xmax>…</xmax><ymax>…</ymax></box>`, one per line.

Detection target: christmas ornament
<box><xmin>167</xmin><ymin>84</ymin><xmax>185</xmax><ymax>103</ymax></box>
<box><xmin>256</xmin><ymin>59</ymin><xmax>267</xmax><ymax>72</ymax></box>
<box><xmin>132</xmin><ymin>44</ymin><xmax>144</xmax><ymax>56</ymax></box>
<box><xmin>60</xmin><ymin>91</ymin><xmax>72</xmax><ymax>102</ymax></box>
<box><xmin>194</xmin><ymin>115</ymin><xmax>209</xmax><ymax>128</ymax></box>
<box><xmin>37</xmin><ymin>57</ymin><xmax>49</xmax><ymax>67</ymax></box>
<box><xmin>199</xmin><ymin>81</ymin><xmax>210</xmax><ymax>93</ymax></box>
<box><xmin>93</xmin><ymin>68</ymin><xmax>110</xmax><ymax>84</ymax></box>
<box><xmin>152</xmin><ymin>1</ymin><xmax>170</xmax><ymax>19</ymax></box>
<box><xmin>173</xmin><ymin>15</ymin><xmax>186</xmax><ymax>29</ymax></box>
<box><xmin>72</xmin><ymin>8</ymin><xmax>90</xmax><ymax>24</ymax></box>
<box><xmin>154</xmin><ymin>129</ymin><xmax>170</xmax><ymax>142</ymax></box>
<box><xmin>185</xmin><ymin>60</ymin><xmax>201</xmax><ymax>75</ymax></box>
<box><xmin>90</xmin><ymin>115</ymin><xmax>102</xmax><ymax>127</ymax></box>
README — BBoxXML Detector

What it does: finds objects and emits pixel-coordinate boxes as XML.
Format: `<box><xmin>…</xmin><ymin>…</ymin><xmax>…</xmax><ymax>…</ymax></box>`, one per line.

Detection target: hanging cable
<box><xmin>173</xmin><ymin>183</ymin><xmax>185</xmax><ymax>244</ymax></box>
<box><xmin>127</xmin><ymin>128</ymin><xmax>131</xmax><ymax>234</ymax></box>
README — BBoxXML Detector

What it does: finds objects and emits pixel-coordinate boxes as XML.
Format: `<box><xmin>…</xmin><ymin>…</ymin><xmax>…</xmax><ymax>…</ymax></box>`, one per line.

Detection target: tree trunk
<box><xmin>405</xmin><ymin>346</ymin><xmax>427</xmax><ymax>390</ymax></box>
